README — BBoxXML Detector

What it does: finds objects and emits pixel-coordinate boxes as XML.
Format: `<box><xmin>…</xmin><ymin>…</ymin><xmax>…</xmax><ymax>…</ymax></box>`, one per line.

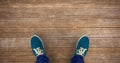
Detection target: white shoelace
<box><xmin>76</xmin><ymin>47</ymin><xmax>87</xmax><ymax>56</ymax></box>
<box><xmin>33</xmin><ymin>47</ymin><xmax>44</xmax><ymax>56</ymax></box>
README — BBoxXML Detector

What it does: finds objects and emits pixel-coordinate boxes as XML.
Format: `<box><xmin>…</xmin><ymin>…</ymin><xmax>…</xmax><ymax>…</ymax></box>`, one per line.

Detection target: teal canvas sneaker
<box><xmin>30</xmin><ymin>35</ymin><xmax>46</xmax><ymax>58</ymax></box>
<box><xmin>74</xmin><ymin>35</ymin><xmax>90</xmax><ymax>58</ymax></box>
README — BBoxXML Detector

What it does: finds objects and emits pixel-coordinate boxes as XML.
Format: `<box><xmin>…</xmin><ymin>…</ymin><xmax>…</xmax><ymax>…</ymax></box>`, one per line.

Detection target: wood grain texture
<box><xmin>0</xmin><ymin>38</ymin><xmax>120</xmax><ymax>47</ymax></box>
<box><xmin>0</xmin><ymin>0</ymin><xmax>120</xmax><ymax>63</ymax></box>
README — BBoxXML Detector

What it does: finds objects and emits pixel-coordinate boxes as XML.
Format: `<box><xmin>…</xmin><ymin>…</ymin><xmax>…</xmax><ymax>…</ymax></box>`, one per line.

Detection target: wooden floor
<box><xmin>0</xmin><ymin>0</ymin><xmax>120</xmax><ymax>63</ymax></box>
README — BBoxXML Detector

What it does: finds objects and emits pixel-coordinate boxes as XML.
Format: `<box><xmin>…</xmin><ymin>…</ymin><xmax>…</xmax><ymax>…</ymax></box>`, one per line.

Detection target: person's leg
<box><xmin>71</xmin><ymin>55</ymin><xmax>84</xmax><ymax>63</ymax></box>
<box><xmin>71</xmin><ymin>35</ymin><xmax>90</xmax><ymax>63</ymax></box>
<box><xmin>36</xmin><ymin>55</ymin><xmax>49</xmax><ymax>63</ymax></box>
<box><xmin>30</xmin><ymin>35</ymin><xmax>50</xmax><ymax>63</ymax></box>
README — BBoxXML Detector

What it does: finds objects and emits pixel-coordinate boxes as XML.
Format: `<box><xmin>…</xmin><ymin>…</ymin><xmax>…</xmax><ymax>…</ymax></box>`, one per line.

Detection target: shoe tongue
<box><xmin>33</xmin><ymin>47</ymin><xmax>44</xmax><ymax>56</ymax></box>
<box><xmin>76</xmin><ymin>47</ymin><xmax>87</xmax><ymax>57</ymax></box>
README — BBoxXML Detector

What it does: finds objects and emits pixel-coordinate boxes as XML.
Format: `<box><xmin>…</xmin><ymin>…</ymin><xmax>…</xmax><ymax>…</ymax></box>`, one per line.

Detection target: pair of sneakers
<box><xmin>30</xmin><ymin>35</ymin><xmax>89</xmax><ymax>59</ymax></box>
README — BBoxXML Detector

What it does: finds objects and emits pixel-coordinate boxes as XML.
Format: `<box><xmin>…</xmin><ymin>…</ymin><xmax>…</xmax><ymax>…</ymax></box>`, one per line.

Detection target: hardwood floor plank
<box><xmin>0</xmin><ymin>7</ymin><xmax>119</xmax><ymax>20</ymax></box>
<box><xmin>0</xmin><ymin>38</ymin><xmax>120</xmax><ymax>47</ymax></box>
<box><xmin>0</xmin><ymin>0</ymin><xmax>119</xmax><ymax>5</ymax></box>
<box><xmin>0</xmin><ymin>19</ymin><xmax>120</xmax><ymax>28</ymax></box>
<box><xmin>0</xmin><ymin>3</ymin><xmax>119</xmax><ymax>9</ymax></box>
<box><xmin>0</xmin><ymin>28</ymin><xmax>119</xmax><ymax>38</ymax></box>
<box><xmin>0</xmin><ymin>8</ymin><xmax>119</xmax><ymax>17</ymax></box>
